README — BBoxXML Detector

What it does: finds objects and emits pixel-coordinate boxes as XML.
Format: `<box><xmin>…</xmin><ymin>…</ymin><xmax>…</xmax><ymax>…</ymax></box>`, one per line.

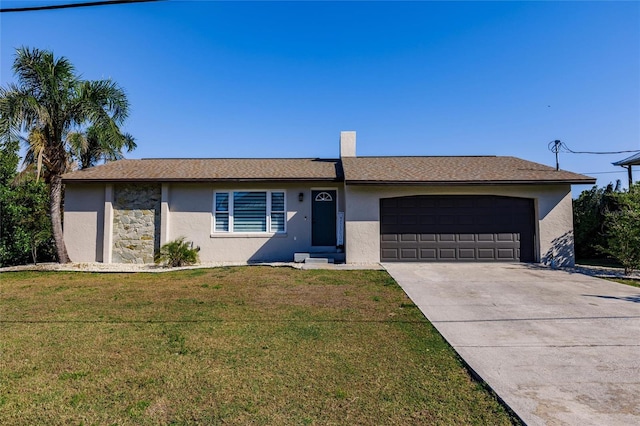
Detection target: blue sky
<box><xmin>1</xmin><ymin>1</ymin><xmax>639</xmax><ymax>193</ymax></box>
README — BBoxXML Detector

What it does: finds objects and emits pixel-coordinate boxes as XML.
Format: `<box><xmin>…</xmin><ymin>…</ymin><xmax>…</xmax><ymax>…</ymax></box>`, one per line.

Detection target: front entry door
<box><xmin>312</xmin><ymin>190</ymin><xmax>337</xmax><ymax>246</ymax></box>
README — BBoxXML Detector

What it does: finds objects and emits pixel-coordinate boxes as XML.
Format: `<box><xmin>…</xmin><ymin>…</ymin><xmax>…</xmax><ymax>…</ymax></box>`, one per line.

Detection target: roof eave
<box><xmin>344</xmin><ymin>179</ymin><xmax>597</xmax><ymax>186</ymax></box>
<box><xmin>62</xmin><ymin>177</ymin><xmax>342</xmax><ymax>183</ymax></box>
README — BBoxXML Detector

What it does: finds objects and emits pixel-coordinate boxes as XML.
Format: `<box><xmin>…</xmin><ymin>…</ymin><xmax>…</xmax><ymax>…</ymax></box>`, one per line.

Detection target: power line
<box><xmin>548</xmin><ymin>139</ymin><xmax>640</xmax><ymax>171</ymax></box>
<box><xmin>0</xmin><ymin>0</ymin><xmax>164</xmax><ymax>13</ymax></box>
<box><xmin>579</xmin><ymin>171</ymin><xmax>627</xmax><ymax>175</ymax></box>
<box><xmin>548</xmin><ymin>140</ymin><xmax>640</xmax><ymax>155</ymax></box>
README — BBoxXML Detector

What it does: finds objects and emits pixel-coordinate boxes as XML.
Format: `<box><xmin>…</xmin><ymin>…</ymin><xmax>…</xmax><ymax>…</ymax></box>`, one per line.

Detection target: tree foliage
<box><xmin>574</xmin><ymin>183</ymin><xmax>640</xmax><ymax>274</ymax></box>
<box><xmin>0</xmin><ymin>47</ymin><xmax>133</xmax><ymax>263</ymax></box>
<box><xmin>0</xmin><ymin>141</ymin><xmax>55</xmax><ymax>266</ymax></box>
<box><xmin>68</xmin><ymin>124</ymin><xmax>136</xmax><ymax>170</ymax></box>
<box><xmin>572</xmin><ymin>184</ymin><xmax>619</xmax><ymax>260</ymax></box>
<box><xmin>600</xmin><ymin>184</ymin><xmax>640</xmax><ymax>275</ymax></box>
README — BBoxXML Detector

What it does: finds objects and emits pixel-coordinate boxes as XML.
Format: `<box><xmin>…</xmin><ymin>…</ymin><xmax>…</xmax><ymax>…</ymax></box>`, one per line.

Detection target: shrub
<box><xmin>572</xmin><ymin>184</ymin><xmax>619</xmax><ymax>260</ymax></box>
<box><xmin>154</xmin><ymin>237</ymin><xmax>200</xmax><ymax>267</ymax></box>
<box><xmin>600</xmin><ymin>185</ymin><xmax>640</xmax><ymax>275</ymax></box>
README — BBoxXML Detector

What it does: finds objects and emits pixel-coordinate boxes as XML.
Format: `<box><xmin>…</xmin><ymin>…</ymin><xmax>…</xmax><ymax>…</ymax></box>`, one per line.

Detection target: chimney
<box><xmin>340</xmin><ymin>131</ymin><xmax>356</xmax><ymax>158</ymax></box>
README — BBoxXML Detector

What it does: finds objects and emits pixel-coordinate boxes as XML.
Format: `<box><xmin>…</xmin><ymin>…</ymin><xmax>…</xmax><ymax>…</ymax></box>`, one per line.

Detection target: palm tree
<box><xmin>68</xmin><ymin>124</ymin><xmax>136</xmax><ymax>170</ymax></box>
<box><xmin>0</xmin><ymin>47</ymin><xmax>132</xmax><ymax>263</ymax></box>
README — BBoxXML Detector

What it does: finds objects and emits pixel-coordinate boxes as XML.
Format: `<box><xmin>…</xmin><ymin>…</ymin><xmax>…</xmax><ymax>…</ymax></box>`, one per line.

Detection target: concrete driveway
<box><xmin>383</xmin><ymin>263</ymin><xmax>640</xmax><ymax>426</ymax></box>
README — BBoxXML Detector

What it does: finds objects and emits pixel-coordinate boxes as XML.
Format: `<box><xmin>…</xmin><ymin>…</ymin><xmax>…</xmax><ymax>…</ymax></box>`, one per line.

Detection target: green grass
<box><xmin>576</xmin><ymin>258</ymin><xmax>623</xmax><ymax>268</ymax></box>
<box><xmin>0</xmin><ymin>267</ymin><xmax>516</xmax><ymax>425</ymax></box>
<box><xmin>609</xmin><ymin>278</ymin><xmax>640</xmax><ymax>288</ymax></box>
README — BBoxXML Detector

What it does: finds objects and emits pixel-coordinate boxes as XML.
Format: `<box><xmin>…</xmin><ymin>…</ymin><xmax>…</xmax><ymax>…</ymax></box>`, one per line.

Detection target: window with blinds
<box><xmin>213</xmin><ymin>191</ymin><xmax>286</xmax><ymax>233</ymax></box>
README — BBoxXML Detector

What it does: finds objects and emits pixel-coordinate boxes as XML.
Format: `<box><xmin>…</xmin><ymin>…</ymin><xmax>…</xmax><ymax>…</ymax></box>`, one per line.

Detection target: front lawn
<box><xmin>609</xmin><ymin>278</ymin><xmax>640</xmax><ymax>288</ymax></box>
<box><xmin>0</xmin><ymin>267</ymin><xmax>514</xmax><ymax>425</ymax></box>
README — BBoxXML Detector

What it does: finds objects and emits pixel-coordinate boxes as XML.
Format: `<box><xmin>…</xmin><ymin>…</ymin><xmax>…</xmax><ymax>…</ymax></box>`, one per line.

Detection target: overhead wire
<box><xmin>579</xmin><ymin>171</ymin><xmax>627</xmax><ymax>175</ymax></box>
<box><xmin>0</xmin><ymin>0</ymin><xmax>164</xmax><ymax>13</ymax></box>
<box><xmin>548</xmin><ymin>140</ymin><xmax>640</xmax><ymax>155</ymax></box>
<box><xmin>547</xmin><ymin>140</ymin><xmax>639</xmax><ymax>172</ymax></box>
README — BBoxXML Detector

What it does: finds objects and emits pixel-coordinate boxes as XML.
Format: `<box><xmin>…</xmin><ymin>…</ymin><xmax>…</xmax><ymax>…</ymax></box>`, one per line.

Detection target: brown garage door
<box><xmin>380</xmin><ymin>195</ymin><xmax>535</xmax><ymax>262</ymax></box>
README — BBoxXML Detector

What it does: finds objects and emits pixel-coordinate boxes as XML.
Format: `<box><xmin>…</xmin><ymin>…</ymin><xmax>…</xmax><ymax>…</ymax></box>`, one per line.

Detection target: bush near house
<box><xmin>154</xmin><ymin>237</ymin><xmax>200</xmax><ymax>267</ymax></box>
<box><xmin>573</xmin><ymin>183</ymin><xmax>640</xmax><ymax>274</ymax></box>
<box><xmin>573</xmin><ymin>183</ymin><xmax>620</xmax><ymax>261</ymax></box>
<box><xmin>0</xmin><ymin>141</ymin><xmax>56</xmax><ymax>266</ymax></box>
<box><xmin>600</xmin><ymin>185</ymin><xmax>640</xmax><ymax>274</ymax></box>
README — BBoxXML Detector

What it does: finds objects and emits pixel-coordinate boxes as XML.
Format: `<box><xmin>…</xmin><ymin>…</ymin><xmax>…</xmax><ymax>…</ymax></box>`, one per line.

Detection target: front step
<box><xmin>304</xmin><ymin>257</ymin><xmax>333</xmax><ymax>264</ymax></box>
<box><xmin>294</xmin><ymin>252</ymin><xmax>346</xmax><ymax>264</ymax></box>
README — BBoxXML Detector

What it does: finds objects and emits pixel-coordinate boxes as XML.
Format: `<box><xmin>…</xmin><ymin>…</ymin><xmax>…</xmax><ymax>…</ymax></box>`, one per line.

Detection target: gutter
<box><xmin>62</xmin><ymin>177</ymin><xmax>343</xmax><ymax>183</ymax></box>
<box><xmin>344</xmin><ymin>179</ymin><xmax>597</xmax><ymax>186</ymax></box>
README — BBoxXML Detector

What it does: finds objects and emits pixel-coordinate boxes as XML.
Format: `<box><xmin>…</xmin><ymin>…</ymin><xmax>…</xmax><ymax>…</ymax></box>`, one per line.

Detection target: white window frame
<box><xmin>213</xmin><ymin>190</ymin><xmax>287</xmax><ymax>234</ymax></box>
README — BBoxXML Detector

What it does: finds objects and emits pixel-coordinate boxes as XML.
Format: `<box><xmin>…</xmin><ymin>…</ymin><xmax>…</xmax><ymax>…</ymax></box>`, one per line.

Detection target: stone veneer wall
<box><xmin>112</xmin><ymin>183</ymin><xmax>161</xmax><ymax>264</ymax></box>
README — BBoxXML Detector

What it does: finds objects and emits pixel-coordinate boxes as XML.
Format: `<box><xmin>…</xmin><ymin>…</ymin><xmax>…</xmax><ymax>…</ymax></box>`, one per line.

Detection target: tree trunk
<box><xmin>49</xmin><ymin>175</ymin><xmax>70</xmax><ymax>263</ymax></box>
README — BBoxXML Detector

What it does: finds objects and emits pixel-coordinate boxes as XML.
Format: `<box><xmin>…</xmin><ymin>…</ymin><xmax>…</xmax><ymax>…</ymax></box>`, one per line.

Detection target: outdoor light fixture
<box><xmin>298</xmin><ymin>192</ymin><xmax>304</xmax><ymax>202</ymax></box>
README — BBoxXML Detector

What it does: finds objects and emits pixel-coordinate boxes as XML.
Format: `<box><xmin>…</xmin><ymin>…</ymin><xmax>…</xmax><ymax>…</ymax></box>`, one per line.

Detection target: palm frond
<box><xmin>77</xmin><ymin>79</ymin><xmax>129</xmax><ymax>125</ymax></box>
<box><xmin>27</xmin><ymin>129</ymin><xmax>47</xmax><ymax>181</ymax></box>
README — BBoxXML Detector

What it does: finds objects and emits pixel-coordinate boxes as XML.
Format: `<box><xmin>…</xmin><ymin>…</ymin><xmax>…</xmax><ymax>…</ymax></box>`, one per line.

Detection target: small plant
<box><xmin>154</xmin><ymin>237</ymin><xmax>200</xmax><ymax>267</ymax></box>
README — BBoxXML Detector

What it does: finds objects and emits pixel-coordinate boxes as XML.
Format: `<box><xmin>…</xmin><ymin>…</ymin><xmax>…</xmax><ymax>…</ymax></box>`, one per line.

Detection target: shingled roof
<box><xmin>341</xmin><ymin>156</ymin><xmax>595</xmax><ymax>185</ymax></box>
<box><xmin>61</xmin><ymin>155</ymin><xmax>595</xmax><ymax>185</ymax></box>
<box><xmin>61</xmin><ymin>158</ymin><xmax>342</xmax><ymax>182</ymax></box>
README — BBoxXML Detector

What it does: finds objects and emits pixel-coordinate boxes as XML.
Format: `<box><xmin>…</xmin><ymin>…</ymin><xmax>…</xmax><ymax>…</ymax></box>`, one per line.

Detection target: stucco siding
<box><xmin>344</xmin><ymin>184</ymin><xmax>575</xmax><ymax>266</ymax></box>
<box><xmin>63</xmin><ymin>183</ymin><xmax>105</xmax><ymax>262</ymax></box>
<box><xmin>63</xmin><ymin>180</ymin><xmax>575</xmax><ymax>266</ymax></box>
<box><xmin>538</xmin><ymin>189</ymin><xmax>575</xmax><ymax>266</ymax></box>
<box><xmin>167</xmin><ymin>182</ymin><xmax>341</xmax><ymax>263</ymax></box>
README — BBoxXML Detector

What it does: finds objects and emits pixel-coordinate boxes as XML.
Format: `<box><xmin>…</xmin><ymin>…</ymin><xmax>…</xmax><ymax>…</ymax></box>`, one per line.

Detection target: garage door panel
<box><xmin>380</xmin><ymin>195</ymin><xmax>534</xmax><ymax>262</ymax></box>
<box><xmin>419</xmin><ymin>215</ymin><xmax>437</xmax><ymax>225</ymax></box>
<box><xmin>381</xmin><ymin>214</ymin><xmax>398</xmax><ymax>225</ymax></box>
<box><xmin>458</xmin><ymin>248</ymin><xmax>476</xmax><ymax>259</ymax></box>
<box><xmin>381</xmin><ymin>248</ymin><xmax>399</xmax><ymax>260</ymax></box>
<box><xmin>439</xmin><ymin>248</ymin><xmax>456</xmax><ymax>259</ymax></box>
<box><xmin>399</xmin><ymin>198</ymin><xmax>418</xmax><ymax>208</ymax></box>
<box><xmin>420</xmin><ymin>248</ymin><xmax>437</xmax><ymax>259</ymax></box>
<box><xmin>497</xmin><ymin>248</ymin><xmax>516</xmax><ymax>259</ymax></box>
<box><xmin>477</xmin><ymin>248</ymin><xmax>496</xmax><ymax>259</ymax></box>
<box><xmin>439</xmin><ymin>216</ymin><xmax>456</xmax><ymax>225</ymax></box>
<box><xmin>419</xmin><ymin>198</ymin><xmax>437</xmax><ymax>208</ymax></box>
<box><xmin>399</xmin><ymin>215</ymin><xmax>418</xmax><ymax>225</ymax></box>
<box><xmin>459</xmin><ymin>215</ymin><xmax>474</xmax><ymax>225</ymax></box>
<box><xmin>438</xmin><ymin>199</ymin><xmax>456</xmax><ymax>208</ymax></box>
<box><xmin>477</xmin><ymin>233</ymin><xmax>495</xmax><ymax>242</ymax></box>
<box><xmin>381</xmin><ymin>234</ymin><xmax>398</xmax><ymax>242</ymax></box>
<box><xmin>401</xmin><ymin>248</ymin><xmax>418</xmax><ymax>259</ymax></box>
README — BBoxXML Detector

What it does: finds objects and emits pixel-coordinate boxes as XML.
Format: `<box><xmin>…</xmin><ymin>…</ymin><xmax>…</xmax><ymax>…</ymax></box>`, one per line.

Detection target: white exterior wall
<box><xmin>168</xmin><ymin>182</ymin><xmax>342</xmax><ymax>263</ymax></box>
<box><xmin>63</xmin><ymin>183</ymin><xmax>106</xmax><ymax>262</ymax></box>
<box><xmin>344</xmin><ymin>184</ymin><xmax>575</xmax><ymax>266</ymax></box>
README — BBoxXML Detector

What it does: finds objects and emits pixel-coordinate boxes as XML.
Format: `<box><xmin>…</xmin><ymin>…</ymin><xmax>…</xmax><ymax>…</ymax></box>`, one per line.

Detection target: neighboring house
<box><xmin>612</xmin><ymin>152</ymin><xmax>640</xmax><ymax>188</ymax></box>
<box><xmin>61</xmin><ymin>131</ymin><xmax>595</xmax><ymax>266</ymax></box>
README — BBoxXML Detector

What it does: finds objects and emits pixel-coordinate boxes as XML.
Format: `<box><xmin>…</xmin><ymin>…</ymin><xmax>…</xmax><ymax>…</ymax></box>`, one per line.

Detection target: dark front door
<box><xmin>312</xmin><ymin>190</ymin><xmax>337</xmax><ymax>246</ymax></box>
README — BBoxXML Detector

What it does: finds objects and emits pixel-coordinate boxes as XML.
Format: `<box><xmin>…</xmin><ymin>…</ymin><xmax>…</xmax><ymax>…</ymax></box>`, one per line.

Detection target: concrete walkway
<box><xmin>383</xmin><ymin>263</ymin><xmax>640</xmax><ymax>426</ymax></box>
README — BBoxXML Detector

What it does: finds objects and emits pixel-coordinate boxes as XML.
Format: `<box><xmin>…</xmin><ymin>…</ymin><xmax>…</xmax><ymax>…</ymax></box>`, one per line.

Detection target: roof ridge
<box><xmin>344</xmin><ymin>155</ymin><xmax>499</xmax><ymax>158</ymax></box>
<box><xmin>137</xmin><ymin>157</ymin><xmax>338</xmax><ymax>160</ymax></box>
